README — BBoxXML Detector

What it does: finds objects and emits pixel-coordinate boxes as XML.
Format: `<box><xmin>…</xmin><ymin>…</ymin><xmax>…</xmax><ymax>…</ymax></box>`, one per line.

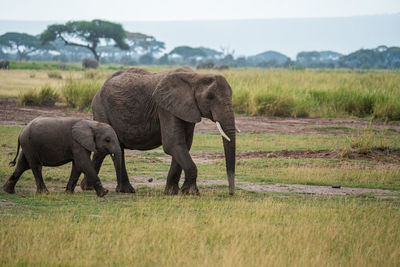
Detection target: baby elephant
<box><xmin>3</xmin><ymin>117</ymin><xmax>123</xmax><ymax>197</ymax></box>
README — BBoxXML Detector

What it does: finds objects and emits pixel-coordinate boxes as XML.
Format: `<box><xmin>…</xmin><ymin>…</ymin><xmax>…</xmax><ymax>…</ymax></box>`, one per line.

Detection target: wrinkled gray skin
<box><xmin>82</xmin><ymin>67</ymin><xmax>236</xmax><ymax>195</ymax></box>
<box><xmin>82</xmin><ymin>58</ymin><xmax>98</xmax><ymax>69</ymax></box>
<box><xmin>0</xmin><ymin>60</ymin><xmax>10</xmax><ymax>69</ymax></box>
<box><xmin>3</xmin><ymin>117</ymin><xmax>123</xmax><ymax>197</ymax></box>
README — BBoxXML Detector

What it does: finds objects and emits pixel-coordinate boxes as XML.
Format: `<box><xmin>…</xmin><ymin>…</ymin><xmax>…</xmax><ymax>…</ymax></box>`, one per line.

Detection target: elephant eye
<box><xmin>206</xmin><ymin>92</ymin><xmax>215</xmax><ymax>100</ymax></box>
<box><xmin>204</xmin><ymin>78</ymin><xmax>213</xmax><ymax>84</ymax></box>
<box><xmin>105</xmin><ymin>137</ymin><xmax>111</xmax><ymax>142</ymax></box>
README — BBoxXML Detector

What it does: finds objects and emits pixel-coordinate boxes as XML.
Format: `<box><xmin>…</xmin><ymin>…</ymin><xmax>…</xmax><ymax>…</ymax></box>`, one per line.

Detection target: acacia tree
<box><xmin>169</xmin><ymin>46</ymin><xmax>206</xmax><ymax>60</ymax></box>
<box><xmin>40</xmin><ymin>19</ymin><xmax>129</xmax><ymax>61</ymax></box>
<box><xmin>124</xmin><ymin>31</ymin><xmax>165</xmax><ymax>56</ymax></box>
<box><xmin>0</xmin><ymin>32</ymin><xmax>51</xmax><ymax>60</ymax></box>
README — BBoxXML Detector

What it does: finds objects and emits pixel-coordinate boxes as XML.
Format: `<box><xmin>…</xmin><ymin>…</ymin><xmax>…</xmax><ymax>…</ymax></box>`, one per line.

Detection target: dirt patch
<box><xmin>2</xmin><ymin>98</ymin><xmax>399</xmax><ymax>135</ymax></box>
<box><xmin>179</xmin><ymin>148</ymin><xmax>400</xmax><ymax>165</ymax></box>
<box><xmin>0</xmin><ymin>199</ymin><xmax>16</xmax><ymax>206</ymax></box>
<box><xmin>94</xmin><ymin>179</ymin><xmax>400</xmax><ymax>196</ymax></box>
<box><xmin>195</xmin><ymin>116</ymin><xmax>400</xmax><ymax>135</ymax></box>
<box><xmin>0</xmin><ymin>98</ymin><xmax>91</xmax><ymax>126</ymax></box>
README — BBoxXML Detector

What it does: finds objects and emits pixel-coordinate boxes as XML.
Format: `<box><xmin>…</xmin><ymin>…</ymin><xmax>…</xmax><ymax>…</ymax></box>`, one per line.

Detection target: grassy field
<box><xmin>1</xmin><ymin>64</ymin><xmax>400</xmax><ymax>265</ymax></box>
<box><xmin>1</xmin><ymin>124</ymin><xmax>400</xmax><ymax>266</ymax></box>
<box><xmin>1</xmin><ymin>66</ymin><xmax>400</xmax><ymax>119</ymax></box>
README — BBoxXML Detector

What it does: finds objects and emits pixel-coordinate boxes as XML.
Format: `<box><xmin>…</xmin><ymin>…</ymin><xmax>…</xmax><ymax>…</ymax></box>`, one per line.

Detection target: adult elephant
<box><xmin>0</xmin><ymin>60</ymin><xmax>10</xmax><ymax>69</ymax></box>
<box><xmin>81</xmin><ymin>67</ymin><xmax>236</xmax><ymax>195</ymax></box>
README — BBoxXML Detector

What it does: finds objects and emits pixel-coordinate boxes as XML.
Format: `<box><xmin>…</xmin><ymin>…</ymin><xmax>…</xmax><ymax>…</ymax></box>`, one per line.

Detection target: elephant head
<box><xmin>153</xmin><ymin>70</ymin><xmax>237</xmax><ymax>195</ymax></box>
<box><xmin>72</xmin><ymin>120</ymin><xmax>122</xmax><ymax>184</ymax></box>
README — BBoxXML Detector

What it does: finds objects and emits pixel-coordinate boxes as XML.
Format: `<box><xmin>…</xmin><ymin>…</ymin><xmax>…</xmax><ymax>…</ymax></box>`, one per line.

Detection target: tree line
<box><xmin>0</xmin><ymin>19</ymin><xmax>399</xmax><ymax>69</ymax></box>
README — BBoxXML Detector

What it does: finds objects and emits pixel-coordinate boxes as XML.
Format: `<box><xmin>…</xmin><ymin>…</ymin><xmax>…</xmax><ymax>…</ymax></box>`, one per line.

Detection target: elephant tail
<box><xmin>9</xmin><ymin>138</ymin><xmax>20</xmax><ymax>167</ymax></box>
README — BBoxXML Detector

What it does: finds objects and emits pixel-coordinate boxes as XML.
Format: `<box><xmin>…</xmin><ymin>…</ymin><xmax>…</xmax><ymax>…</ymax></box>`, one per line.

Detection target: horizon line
<box><xmin>0</xmin><ymin>12</ymin><xmax>399</xmax><ymax>23</ymax></box>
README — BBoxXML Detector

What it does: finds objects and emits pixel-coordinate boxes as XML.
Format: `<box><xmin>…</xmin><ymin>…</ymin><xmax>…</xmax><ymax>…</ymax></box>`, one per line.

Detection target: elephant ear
<box><xmin>153</xmin><ymin>72</ymin><xmax>201</xmax><ymax>123</ymax></box>
<box><xmin>71</xmin><ymin>120</ymin><xmax>97</xmax><ymax>153</ymax></box>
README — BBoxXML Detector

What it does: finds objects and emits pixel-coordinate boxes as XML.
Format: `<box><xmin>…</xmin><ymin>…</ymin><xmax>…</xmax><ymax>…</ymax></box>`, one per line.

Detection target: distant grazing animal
<box><xmin>80</xmin><ymin>67</ymin><xmax>237</xmax><ymax>195</ymax></box>
<box><xmin>82</xmin><ymin>58</ymin><xmax>99</xmax><ymax>69</ymax></box>
<box><xmin>59</xmin><ymin>64</ymin><xmax>66</xmax><ymax>70</ymax></box>
<box><xmin>196</xmin><ymin>62</ymin><xmax>215</xmax><ymax>69</ymax></box>
<box><xmin>214</xmin><ymin>64</ymin><xmax>229</xmax><ymax>70</ymax></box>
<box><xmin>3</xmin><ymin>117</ymin><xmax>123</xmax><ymax>197</ymax></box>
<box><xmin>0</xmin><ymin>60</ymin><xmax>10</xmax><ymax>69</ymax></box>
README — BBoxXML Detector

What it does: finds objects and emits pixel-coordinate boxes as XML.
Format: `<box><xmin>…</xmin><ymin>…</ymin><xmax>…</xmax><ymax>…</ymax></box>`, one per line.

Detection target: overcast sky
<box><xmin>3</xmin><ymin>0</ymin><xmax>400</xmax><ymax>21</ymax></box>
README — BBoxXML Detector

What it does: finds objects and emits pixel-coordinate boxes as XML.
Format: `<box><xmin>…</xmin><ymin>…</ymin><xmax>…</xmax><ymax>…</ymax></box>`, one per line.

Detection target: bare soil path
<box><xmin>2</xmin><ymin>98</ymin><xmax>400</xmax><ymax>134</ymax></box>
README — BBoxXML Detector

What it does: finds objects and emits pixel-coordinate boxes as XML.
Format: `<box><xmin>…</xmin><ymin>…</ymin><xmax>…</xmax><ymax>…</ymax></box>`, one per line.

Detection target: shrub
<box><xmin>47</xmin><ymin>71</ymin><xmax>63</xmax><ymax>79</ymax></box>
<box><xmin>19</xmin><ymin>85</ymin><xmax>59</xmax><ymax>106</ymax></box>
<box><xmin>84</xmin><ymin>69</ymin><xmax>98</xmax><ymax>79</ymax></box>
<box><xmin>62</xmin><ymin>78</ymin><xmax>102</xmax><ymax>110</ymax></box>
<box><xmin>254</xmin><ymin>94</ymin><xmax>294</xmax><ymax>116</ymax></box>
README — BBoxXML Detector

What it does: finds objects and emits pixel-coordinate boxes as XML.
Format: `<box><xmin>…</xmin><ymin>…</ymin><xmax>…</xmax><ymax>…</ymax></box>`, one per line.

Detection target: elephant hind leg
<box><xmin>31</xmin><ymin>165</ymin><xmax>49</xmax><ymax>194</ymax></box>
<box><xmin>66</xmin><ymin>162</ymin><xmax>82</xmax><ymax>193</ymax></box>
<box><xmin>3</xmin><ymin>153</ymin><xmax>30</xmax><ymax>194</ymax></box>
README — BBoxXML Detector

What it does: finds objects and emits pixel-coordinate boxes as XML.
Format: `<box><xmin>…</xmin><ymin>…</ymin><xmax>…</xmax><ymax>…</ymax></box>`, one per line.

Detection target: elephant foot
<box><xmin>164</xmin><ymin>184</ymin><xmax>180</xmax><ymax>195</ymax></box>
<box><xmin>3</xmin><ymin>181</ymin><xmax>15</xmax><ymax>194</ymax></box>
<box><xmin>36</xmin><ymin>187</ymin><xmax>49</xmax><ymax>194</ymax></box>
<box><xmin>65</xmin><ymin>188</ymin><xmax>74</xmax><ymax>194</ymax></box>
<box><xmin>181</xmin><ymin>183</ymin><xmax>200</xmax><ymax>195</ymax></box>
<box><xmin>80</xmin><ymin>178</ymin><xmax>95</xmax><ymax>191</ymax></box>
<box><xmin>96</xmin><ymin>187</ymin><xmax>109</xmax><ymax>197</ymax></box>
<box><xmin>116</xmin><ymin>183</ymin><xmax>135</xmax><ymax>193</ymax></box>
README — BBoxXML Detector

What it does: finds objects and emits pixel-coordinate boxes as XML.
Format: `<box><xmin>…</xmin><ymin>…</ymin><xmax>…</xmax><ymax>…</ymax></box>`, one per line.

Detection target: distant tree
<box><xmin>139</xmin><ymin>54</ymin><xmax>154</xmax><ymax>65</ymax></box>
<box><xmin>198</xmin><ymin>47</ymin><xmax>223</xmax><ymax>58</ymax></box>
<box><xmin>125</xmin><ymin>32</ymin><xmax>165</xmax><ymax>56</ymax></box>
<box><xmin>158</xmin><ymin>54</ymin><xmax>170</xmax><ymax>65</ymax></box>
<box><xmin>0</xmin><ymin>32</ymin><xmax>52</xmax><ymax>60</ymax></box>
<box><xmin>296</xmin><ymin>51</ymin><xmax>321</xmax><ymax>66</ymax></box>
<box><xmin>40</xmin><ymin>19</ymin><xmax>129</xmax><ymax>61</ymax></box>
<box><xmin>169</xmin><ymin>46</ymin><xmax>206</xmax><ymax>60</ymax></box>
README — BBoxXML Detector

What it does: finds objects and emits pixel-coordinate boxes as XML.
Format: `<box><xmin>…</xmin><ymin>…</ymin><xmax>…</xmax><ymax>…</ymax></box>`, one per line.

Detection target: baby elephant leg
<box><xmin>75</xmin><ymin>152</ymin><xmax>108</xmax><ymax>197</ymax></box>
<box><xmin>3</xmin><ymin>153</ymin><xmax>30</xmax><ymax>194</ymax></box>
<box><xmin>65</xmin><ymin>162</ymin><xmax>82</xmax><ymax>193</ymax></box>
<box><xmin>80</xmin><ymin>152</ymin><xmax>106</xmax><ymax>191</ymax></box>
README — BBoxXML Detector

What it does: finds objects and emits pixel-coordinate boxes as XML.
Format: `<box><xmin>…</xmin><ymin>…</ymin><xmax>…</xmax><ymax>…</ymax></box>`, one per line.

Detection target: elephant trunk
<box><xmin>111</xmin><ymin>150</ymin><xmax>123</xmax><ymax>186</ymax></box>
<box><xmin>214</xmin><ymin>110</ymin><xmax>236</xmax><ymax>195</ymax></box>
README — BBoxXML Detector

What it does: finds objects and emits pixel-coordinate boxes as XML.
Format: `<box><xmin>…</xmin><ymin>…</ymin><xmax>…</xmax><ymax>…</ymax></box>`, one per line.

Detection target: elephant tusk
<box><xmin>235</xmin><ymin>126</ymin><xmax>241</xmax><ymax>133</ymax></box>
<box><xmin>216</xmin><ymin>121</ymin><xmax>231</xmax><ymax>142</ymax></box>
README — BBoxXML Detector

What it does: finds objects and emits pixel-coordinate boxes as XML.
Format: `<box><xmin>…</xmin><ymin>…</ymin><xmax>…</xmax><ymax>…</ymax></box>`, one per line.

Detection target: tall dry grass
<box><xmin>224</xmin><ymin>69</ymin><xmax>400</xmax><ymax>120</ymax></box>
<box><xmin>0</xmin><ymin>193</ymin><xmax>399</xmax><ymax>266</ymax></box>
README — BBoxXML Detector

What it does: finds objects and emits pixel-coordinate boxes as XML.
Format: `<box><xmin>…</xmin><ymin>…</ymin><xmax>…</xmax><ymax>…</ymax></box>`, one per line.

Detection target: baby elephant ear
<box><xmin>71</xmin><ymin>120</ymin><xmax>97</xmax><ymax>153</ymax></box>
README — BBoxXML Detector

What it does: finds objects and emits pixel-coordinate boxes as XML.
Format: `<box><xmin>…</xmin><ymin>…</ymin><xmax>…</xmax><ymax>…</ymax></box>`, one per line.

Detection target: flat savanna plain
<box><xmin>0</xmin><ymin>67</ymin><xmax>400</xmax><ymax>266</ymax></box>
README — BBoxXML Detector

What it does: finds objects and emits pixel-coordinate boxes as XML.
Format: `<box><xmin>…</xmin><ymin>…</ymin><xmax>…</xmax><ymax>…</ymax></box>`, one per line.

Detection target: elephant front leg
<box><xmin>164</xmin><ymin>158</ymin><xmax>182</xmax><ymax>195</ymax></box>
<box><xmin>80</xmin><ymin>152</ymin><xmax>106</xmax><ymax>191</ymax></box>
<box><xmin>75</xmin><ymin>152</ymin><xmax>108</xmax><ymax>197</ymax></box>
<box><xmin>170</xmin><ymin>146</ymin><xmax>199</xmax><ymax>195</ymax></box>
<box><xmin>115</xmin><ymin>148</ymin><xmax>135</xmax><ymax>193</ymax></box>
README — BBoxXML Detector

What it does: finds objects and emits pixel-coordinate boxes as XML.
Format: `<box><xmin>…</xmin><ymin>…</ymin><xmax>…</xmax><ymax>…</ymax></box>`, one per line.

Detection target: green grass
<box><xmin>18</xmin><ymin>84</ymin><xmax>60</xmax><ymax>106</ymax></box>
<box><xmin>1</xmin><ymin>190</ymin><xmax>400</xmax><ymax>266</ymax></box>
<box><xmin>1</xmin><ymin>124</ymin><xmax>400</xmax><ymax>265</ymax></box>
<box><xmin>61</xmin><ymin>77</ymin><xmax>104</xmax><ymax>110</ymax></box>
